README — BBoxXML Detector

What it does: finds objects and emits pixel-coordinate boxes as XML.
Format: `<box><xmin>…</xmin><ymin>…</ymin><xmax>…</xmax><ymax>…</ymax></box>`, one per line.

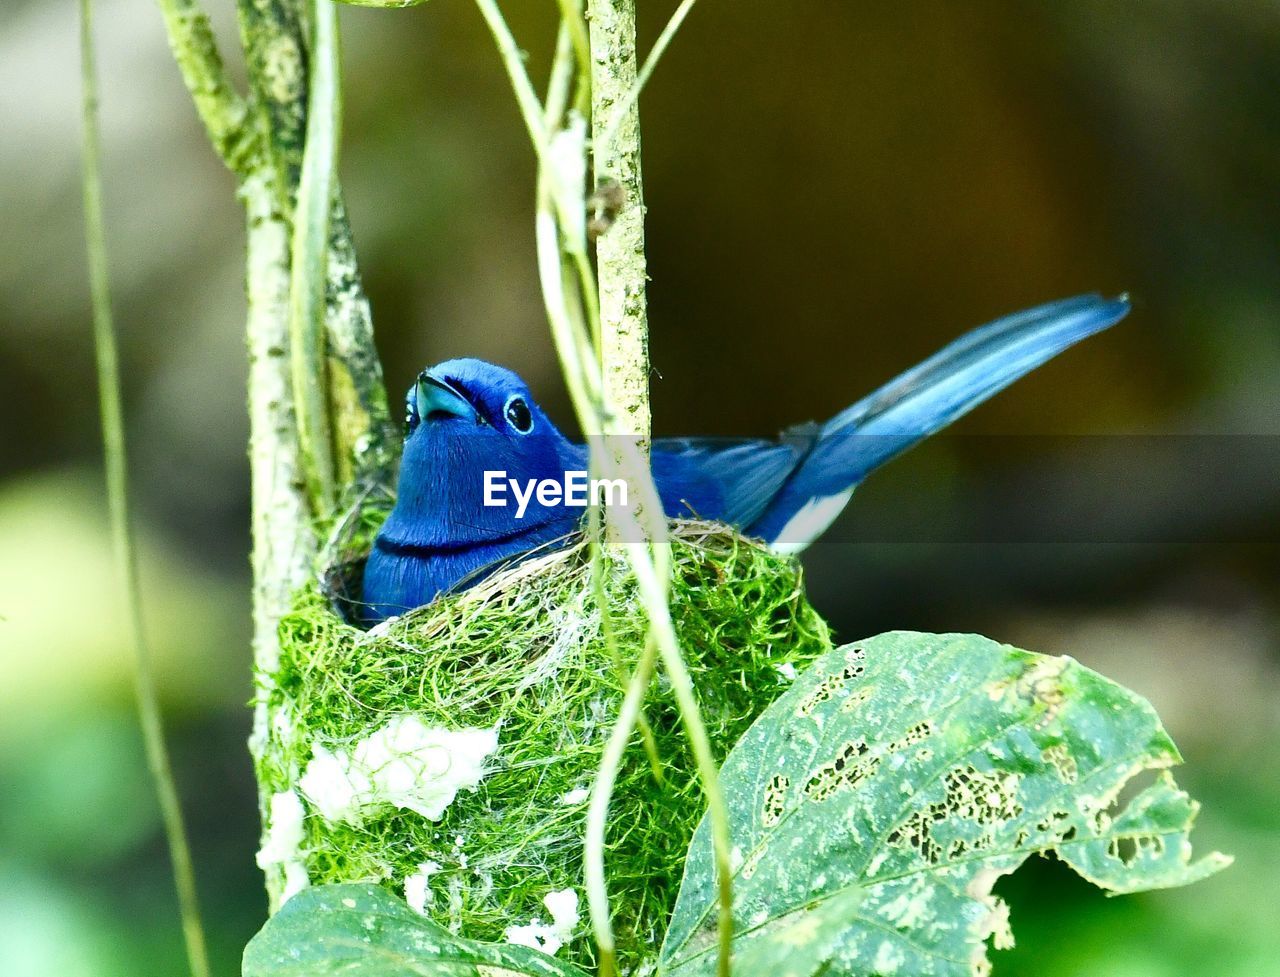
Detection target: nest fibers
<box><xmin>255</xmin><ymin>520</ymin><xmax>832</xmax><ymax>973</ymax></box>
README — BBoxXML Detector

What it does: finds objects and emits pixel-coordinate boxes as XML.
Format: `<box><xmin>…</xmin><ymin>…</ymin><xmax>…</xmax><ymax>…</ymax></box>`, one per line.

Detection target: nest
<box><xmin>257</xmin><ymin>508</ymin><xmax>832</xmax><ymax>973</ymax></box>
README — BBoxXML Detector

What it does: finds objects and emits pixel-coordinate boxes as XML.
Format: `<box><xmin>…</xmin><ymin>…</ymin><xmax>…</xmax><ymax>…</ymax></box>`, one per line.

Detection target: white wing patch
<box><xmin>767</xmin><ymin>489</ymin><xmax>854</xmax><ymax>555</ymax></box>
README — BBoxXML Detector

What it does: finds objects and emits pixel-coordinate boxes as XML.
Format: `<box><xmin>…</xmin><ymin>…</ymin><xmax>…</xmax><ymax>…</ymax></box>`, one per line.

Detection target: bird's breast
<box><xmin>361</xmin><ymin>516</ymin><xmax>579</xmax><ymax>623</ymax></box>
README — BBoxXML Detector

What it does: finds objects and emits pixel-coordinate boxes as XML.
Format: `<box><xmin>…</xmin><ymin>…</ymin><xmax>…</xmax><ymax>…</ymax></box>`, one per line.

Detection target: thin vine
<box><xmin>471</xmin><ymin>2</ymin><xmax>730</xmax><ymax>973</ymax></box>
<box><xmin>78</xmin><ymin>2</ymin><xmax>212</xmax><ymax>974</ymax></box>
<box><xmin>289</xmin><ymin>0</ymin><xmax>343</xmax><ymax>518</ymax></box>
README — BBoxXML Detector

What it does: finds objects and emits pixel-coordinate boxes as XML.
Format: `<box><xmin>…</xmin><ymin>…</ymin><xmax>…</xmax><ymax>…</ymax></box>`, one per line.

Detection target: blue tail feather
<box><xmin>751</xmin><ymin>293</ymin><xmax>1130</xmax><ymax>548</ymax></box>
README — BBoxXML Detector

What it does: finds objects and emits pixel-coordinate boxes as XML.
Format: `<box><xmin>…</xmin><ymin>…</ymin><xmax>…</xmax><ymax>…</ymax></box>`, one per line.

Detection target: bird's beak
<box><xmin>416</xmin><ymin>372</ymin><xmax>477</xmax><ymax>422</ymax></box>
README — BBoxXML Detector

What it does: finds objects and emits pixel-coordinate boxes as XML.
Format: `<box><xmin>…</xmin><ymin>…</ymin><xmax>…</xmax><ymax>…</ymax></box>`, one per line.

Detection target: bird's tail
<box><xmin>753</xmin><ymin>293</ymin><xmax>1130</xmax><ymax>549</ymax></box>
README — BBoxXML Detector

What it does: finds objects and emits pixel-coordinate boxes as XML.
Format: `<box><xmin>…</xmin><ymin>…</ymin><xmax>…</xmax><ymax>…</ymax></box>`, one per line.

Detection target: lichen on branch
<box><xmin>588</xmin><ymin>0</ymin><xmax>651</xmax><ymax>447</ymax></box>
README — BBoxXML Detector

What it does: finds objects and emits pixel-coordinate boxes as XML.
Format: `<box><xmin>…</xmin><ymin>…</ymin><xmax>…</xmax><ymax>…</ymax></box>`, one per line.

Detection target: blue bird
<box><xmin>361</xmin><ymin>294</ymin><xmax>1128</xmax><ymax>622</ymax></box>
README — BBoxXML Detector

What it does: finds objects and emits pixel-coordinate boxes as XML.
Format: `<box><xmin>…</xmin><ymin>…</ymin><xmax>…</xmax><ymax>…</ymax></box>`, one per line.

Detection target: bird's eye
<box><xmin>404</xmin><ymin>386</ymin><xmax>420</xmax><ymax>435</ymax></box>
<box><xmin>504</xmin><ymin>395</ymin><xmax>533</xmax><ymax>434</ymax></box>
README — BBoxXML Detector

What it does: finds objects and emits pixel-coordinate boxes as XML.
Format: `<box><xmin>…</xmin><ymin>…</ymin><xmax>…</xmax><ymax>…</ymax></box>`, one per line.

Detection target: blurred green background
<box><xmin>2</xmin><ymin>1</ymin><xmax>1278</xmax><ymax>974</ymax></box>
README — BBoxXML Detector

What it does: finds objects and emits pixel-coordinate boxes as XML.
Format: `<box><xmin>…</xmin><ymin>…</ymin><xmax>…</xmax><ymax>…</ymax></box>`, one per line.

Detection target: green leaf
<box><xmin>662</xmin><ymin>632</ymin><xmax>1231</xmax><ymax>977</ymax></box>
<box><xmin>243</xmin><ymin>884</ymin><xmax>590</xmax><ymax>977</ymax></box>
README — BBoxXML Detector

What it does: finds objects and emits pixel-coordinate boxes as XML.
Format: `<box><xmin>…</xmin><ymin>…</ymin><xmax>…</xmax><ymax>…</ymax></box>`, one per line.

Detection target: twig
<box><xmin>594</xmin><ymin>0</ymin><xmax>701</xmax><ymax>165</ymax></box>
<box><xmin>155</xmin><ymin>0</ymin><xmax>253</xmax><ymax>175</ymax></box>
<box><xmin>78</xmin><ymin>3</ymin><xmax>212</xmax><ymax>974</ymax></box>
<box><xmin>472</xmin><ymin>0</ymin><xmax>550</xmax><ymax>149</ymax></box>
<box><xmin>536</xmin><ymin>183</ymin><xmax>605</xmax><ymax>418</ymax></box>
<box><xmin>588</xmin><ymin>0</ymin><xmax>651</xmax><ymax>453</ymax></box>
<box><xmin>543</xmin><ymin>17</ymin><xmax>605</xmax><ymax>369</ymax></box>
<box><xmin>587</xmin><ymin>2</ymin><xmax>733</xmax><ymax>972</ymax></box>
<box><xmin>545</xmin><ymin>23</ymin><xmax>576</xmax><ymax>157</ymax></box>
<box><xmin>552</xmin><ymin>0</ymin><xmax>592</xmax><ymax>92</ymax></box>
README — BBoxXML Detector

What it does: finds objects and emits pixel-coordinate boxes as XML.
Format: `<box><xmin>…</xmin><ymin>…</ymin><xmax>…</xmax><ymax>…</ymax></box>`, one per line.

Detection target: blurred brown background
<box><xmin>1</xmin><ymin>1</ymin><xmax>1278</xmax><ymax>974</ymax></box>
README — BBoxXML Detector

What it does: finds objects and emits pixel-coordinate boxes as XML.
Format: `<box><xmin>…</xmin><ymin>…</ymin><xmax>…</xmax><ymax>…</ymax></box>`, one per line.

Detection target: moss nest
<box><xmin>258</xmin><ymin>519</ymin><xmax>832</xmax><ymax>973</ymax></box>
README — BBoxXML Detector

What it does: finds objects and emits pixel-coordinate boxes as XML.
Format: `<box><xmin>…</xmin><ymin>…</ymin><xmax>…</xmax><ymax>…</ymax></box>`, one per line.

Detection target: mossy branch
<box><xmin>233</xmin><ymin>0</ymin><xmax>395</xmax><ymax>492</ymax></box>
<box><xmin>79</xmin><ymin>2</ymin><xmax>212</xmax><ymax>974</ymax></box>
<box><xmin>325</xmin><ymin>199</ymin><xmax>397</xmax><ymax>487</ymax></box>
<box><xmin>155</xmin><ymin>0</ymin><xmax>393</xmax><ymax>903</ymax></box>
<box><xmin>236</xmin><ymin>0</ymin><xmax>310</xmax><ymax>199</ymax></box>
<box><xmin>243</xmin><ymin>173</ymin><xmax>320</xmax><ymax>911</ymax></box>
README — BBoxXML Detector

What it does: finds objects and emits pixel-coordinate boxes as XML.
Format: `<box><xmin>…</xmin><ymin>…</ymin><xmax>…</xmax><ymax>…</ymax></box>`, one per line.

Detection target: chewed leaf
<box><xmin>1058</xmin><ymin>769</ymin><xmax>1229</xmax><ymax>894</ymax></box>
<box><xmin>661</xmin><ymin>632</ymin><xmax>1231</xmax><ymax>977</ymax></box>
<box><xmin>243</xmin><ymin>883</ymin><xmax>589</xmax><ymax>977</ymax></box>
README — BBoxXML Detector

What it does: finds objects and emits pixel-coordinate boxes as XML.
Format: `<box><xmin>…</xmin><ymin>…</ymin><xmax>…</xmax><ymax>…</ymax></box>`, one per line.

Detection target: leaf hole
<box><xmin>761</xmin><ymin>774</ymin><xmax>790</xmax><ymax>827</ymax></box>
<box><xmin>803</xmin><ymin>740</ymin><xmax>879</xmax><ymax>801</ymax></box>
<box><xmin>796</xmin><ymin>648</ymin><xmax>868</xmax><ymax>717</ymax></box>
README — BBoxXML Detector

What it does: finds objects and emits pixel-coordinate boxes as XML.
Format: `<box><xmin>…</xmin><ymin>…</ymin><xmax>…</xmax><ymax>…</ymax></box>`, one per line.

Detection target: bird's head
<box><xmin>391</xmin><ymin>358</ymin><xmax>577</xmax><ymax>540</ymax></box>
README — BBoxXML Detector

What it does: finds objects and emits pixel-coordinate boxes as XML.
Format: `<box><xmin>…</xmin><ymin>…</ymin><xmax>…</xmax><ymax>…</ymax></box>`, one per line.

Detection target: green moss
<box><xmin>259</xmin><ymin>521</ymin><xmax>832</xmax><ymax>973</ymax></box>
